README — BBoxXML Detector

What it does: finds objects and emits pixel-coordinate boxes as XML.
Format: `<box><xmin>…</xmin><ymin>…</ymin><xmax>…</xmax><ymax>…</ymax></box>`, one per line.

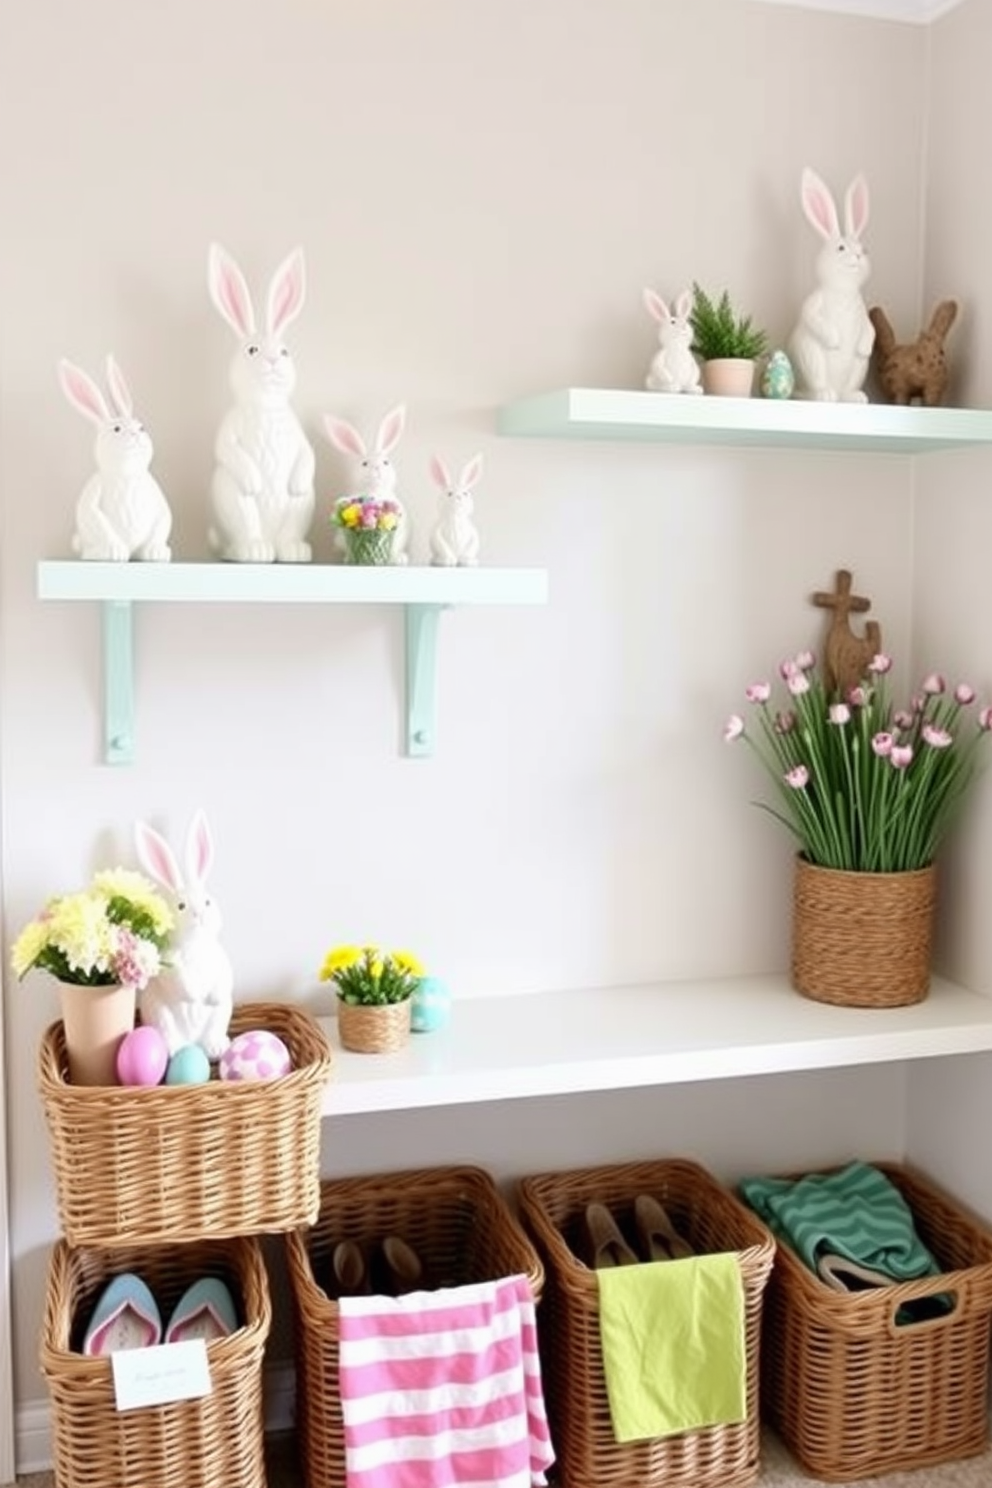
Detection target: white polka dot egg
<box><xmin>219</xmin><ymin>1029</ymin><xmax>292</xmax><ymax>1083</ymax></box>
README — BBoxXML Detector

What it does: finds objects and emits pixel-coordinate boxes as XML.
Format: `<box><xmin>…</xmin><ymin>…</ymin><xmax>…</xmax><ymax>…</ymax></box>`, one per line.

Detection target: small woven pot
<box><xmin>791</xmin><ymin>856</ymin><xmax>936</xmax><ymax>1009</ymax></box>
<box><xmin>337</xmin><ymin>997</ymin><xmax>411</xmax><ymax>1053</ymax></box>
<box><xmin>343</xmin><ymin>527</ymin><xmax>394</xmax><ymax>566</ymax></box>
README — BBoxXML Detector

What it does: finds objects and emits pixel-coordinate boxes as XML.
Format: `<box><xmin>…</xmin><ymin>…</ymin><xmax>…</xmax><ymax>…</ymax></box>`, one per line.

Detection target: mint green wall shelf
<box><xmin>37</xmin><ymin>561</ymin><xmax>548</xmax><ymax>764</ymax></box>
<box><xmin>497</xmin><ymin>387</ymin><xmax>992</xmax><ymax>453</ymax></box>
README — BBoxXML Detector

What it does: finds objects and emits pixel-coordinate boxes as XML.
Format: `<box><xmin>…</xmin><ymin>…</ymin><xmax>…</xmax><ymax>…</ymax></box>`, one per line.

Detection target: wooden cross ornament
<box><xmin>812</xmin><ymin>569</ymin><xmax>883</xmax><ymax>697</ymax></box>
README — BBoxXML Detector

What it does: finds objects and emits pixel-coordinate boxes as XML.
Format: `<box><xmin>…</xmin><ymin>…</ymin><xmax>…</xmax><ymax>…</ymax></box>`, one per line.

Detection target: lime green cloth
<box><xmin>596</xmin><ymin>1254</ymin><xmax>746</xmax><ymax>1442</ymax></box>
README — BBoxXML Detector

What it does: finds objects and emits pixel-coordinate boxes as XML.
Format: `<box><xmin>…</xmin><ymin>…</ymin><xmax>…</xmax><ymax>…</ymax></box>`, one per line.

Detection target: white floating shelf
<box><xmin>497</xmin><ymin>387</ymin><xmax>992</xmax><ymax>454</ymax></box>
<box><xmin>37</xmin><ymin>560</ymin><xmax>548</xmax><ymax>762</ymax></box>
<box><xmin>319</xmin><ymin>973</ymin><xmax>992</xmax><ymax>1117</ymax></box>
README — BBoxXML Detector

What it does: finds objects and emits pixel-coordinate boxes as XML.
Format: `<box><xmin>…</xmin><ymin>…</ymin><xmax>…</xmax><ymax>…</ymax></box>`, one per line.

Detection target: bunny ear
<box><xmin>429</xmin><ymin>454</ymin><xmax>452</xmax><ymax>491</ymax></box>
<box><xmin>322</xmin><ymin>414</ymin><xmax>367</xmax><ymax>458</ymax></box>
<box><xmin>104</xmin><ymin>355</ymin><xmax>133</xmax><ymax>418</ymax></box>
<box><xmin>458</xmin><ymin>453</ymin><xmax>484</xmax><ymax>491</ymax></box>
<box><xmin>674</xmin><ymin>288</ymin><xmax>693</xmax><ymax>320</ymax></box>
<box><xmin>844</xmin><ymin>174</ymin><xmax>870</xmax><ymax>240</ymax></box>
<box><xmin>266</xmin><ymin>246</ymin><xmax>306</xmax><ymax>340</ymax></box>
<box><xmin>800</xmin><ymin>167</ymin><xmax>840</xmax><ymax>240</ymax></box>
<box><xmin>135</xmin><ymin>820</ymin><xmax>184</xmax><ymax>893</ymax></box>
<box><xmin>185</xmin><ymin>808</ymin><xmax>214</xmax><ymax>888</ymax></box>
<box><xmin>375</xmin><ymin>403</ymin><xmax>406</xmax><ymax>455</ymax></box>
<box><xmin>58</xmin><ymin>359</ymin><xmax>109</xmax><ymax>426</ymax></box>
<box><xmin>208</xmin><ymin>242</ymin><xmax>256</xmax><ymax>338</ymax></box>
<box><xmin>642</xmin><ymin>288</ymin><xmax>668</xmax><ymax>324</ymax></box>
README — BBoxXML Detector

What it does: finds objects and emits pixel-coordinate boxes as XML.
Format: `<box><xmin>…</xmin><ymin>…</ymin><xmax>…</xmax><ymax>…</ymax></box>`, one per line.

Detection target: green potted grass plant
<box><xmin>690</xmin><ymin>282</ymin><xmax>769</xmax><ymax>397</ymax></box>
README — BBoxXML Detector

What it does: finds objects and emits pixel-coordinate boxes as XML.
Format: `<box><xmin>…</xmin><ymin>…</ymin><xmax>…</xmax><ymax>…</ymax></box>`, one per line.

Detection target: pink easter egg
<box><xmin>219</xmin><ymin>1029</ymin><xmax>292</xmax><ymax>1083</ymax></box>
<box><xmin>116</xmin><ymin>1025</ymin><xmax>169</xmax><ymax>1087</ymax></box>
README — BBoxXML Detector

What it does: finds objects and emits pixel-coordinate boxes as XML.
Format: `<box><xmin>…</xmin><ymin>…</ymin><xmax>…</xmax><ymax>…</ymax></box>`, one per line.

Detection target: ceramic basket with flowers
<box><xmin>332</xmin><ymin>494</ymin><xmax>401</xmax><ymax>566</ymax></box>
<box><xmin>724</xmin><ymin>650</ymin><xmax>991</xmax><ymax>1009</ymax></box>
<box><xmin>319</xmin><ymin>944</ymin><xmax>425</xmax><ymax>1052</ymax></box>
<box><xmin>11</xmin><ymin>868</ymin><xmax>173</xmax><ymax>1084</ymax></box>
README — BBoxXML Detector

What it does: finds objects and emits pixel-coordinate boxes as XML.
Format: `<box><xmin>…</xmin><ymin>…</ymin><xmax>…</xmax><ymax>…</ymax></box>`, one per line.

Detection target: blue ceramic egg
<box><xmin>762</xmin><ymin>349</ymin><xmax>795</xmax><ymax>400</ymax></box>
<box><xmin>410</xmin><ymin>976</ymin><xmax>452</xmax><ymax>1033</ymax></box>
<box><xmin>165</xmin><ymin>1044</ymin><xmax>212</xmax><ymax>1086</ymax></box>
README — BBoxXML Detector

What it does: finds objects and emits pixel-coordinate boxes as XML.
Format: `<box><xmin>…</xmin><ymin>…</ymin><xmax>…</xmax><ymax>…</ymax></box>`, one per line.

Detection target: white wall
<box><xmin>1</xmin><ymin>0</ymin><xmax>959</xmax><ymax>1431</ymax></box>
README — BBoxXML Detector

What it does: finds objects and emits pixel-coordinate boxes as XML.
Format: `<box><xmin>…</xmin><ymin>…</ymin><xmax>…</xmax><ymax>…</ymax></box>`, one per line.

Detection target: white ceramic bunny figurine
<box><xmin>57</xmin><ymin>356</ymin><xmax>173</xmax><ymax>562</ymax></box>
<box><xmin>134</xmin><ymin>809</ymin><xmax>234</xmax><ymax>1060</ymax></box>
<box><xmin>428</xmin><ymin>452</ymin><xmax>483</xmax><ymax>567</ymax></box>
<box><xmin>321</xmin><ymin>404</ymin><xmax>409</xmax><ymax>564</ymax></box>
<box><xmin>642</xmin><ymin>288</ymin><xmax>702</xmax><ymax>394</ymax></box>
<box><xmin>207</xmin><ymin>242</ymin><xmax>316</xmax><ymax>562</ymax></box>
<box><xmin>788</xmin><ymin>167</ymin><xmax>875</xmax><ymax>402</ymax></box>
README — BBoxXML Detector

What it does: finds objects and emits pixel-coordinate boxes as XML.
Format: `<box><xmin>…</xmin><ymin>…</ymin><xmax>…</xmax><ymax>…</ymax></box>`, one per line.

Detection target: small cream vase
<box><xmin>57</xmin><ymin>980</ymin><xmax>136</xmax><ymax>1085</ymax></box>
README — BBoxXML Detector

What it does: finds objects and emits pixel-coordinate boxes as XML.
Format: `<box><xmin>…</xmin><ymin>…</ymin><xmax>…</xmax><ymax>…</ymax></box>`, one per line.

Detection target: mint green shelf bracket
<box><xmin>405</xmin><ymin>604</ymin><xmax>449</xmax><ymax>758</ymax></box>
<box><xmin>103</xmin><ymin>600</ymin><xmax>135</xmax><ymax>766</ymax></box>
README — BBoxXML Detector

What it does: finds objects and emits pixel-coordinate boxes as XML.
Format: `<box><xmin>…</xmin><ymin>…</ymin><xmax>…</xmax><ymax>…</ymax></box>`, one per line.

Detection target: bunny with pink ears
<box><xmin>58</xmin><ymin>356</ymin><xmax>173</xmax><ymax>562</ymax></box>
<box><xmin>322</xmin><ymin>404</ymin><xmax>409</xmax><ymax>564</ymax></box>
<box><xmin>642</xmin><ymin>288</ymin><xmax>702</xmax><ymax>394</ymax></box>
<box><xmin>788</xmin><ymin>168</ymin><xmax>875</xmax><ymax>402</ymax></box>
<box><xmin>208</xmin><ymin>242</ymin><xmax>316</xmax><ymax>563</ymax></box>
<box><xmin>428</xmin><ymin>452</ymin><xmax>483</xmax><ymax>567</ymax></box>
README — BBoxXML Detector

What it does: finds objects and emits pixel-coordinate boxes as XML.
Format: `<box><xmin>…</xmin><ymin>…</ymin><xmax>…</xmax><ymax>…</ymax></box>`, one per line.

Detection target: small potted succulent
<box><xmin>690</xmin><ymin>282</ymin><xmax>769</xmax><ymax>397</ymax></box>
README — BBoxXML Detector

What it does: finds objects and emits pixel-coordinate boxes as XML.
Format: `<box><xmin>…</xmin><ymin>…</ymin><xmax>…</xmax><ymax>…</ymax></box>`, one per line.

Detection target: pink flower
<box><xmin>872</xmin><ymin>732</ymin><xmax>894</xmax><ymax>757</ymax></box>
<box><xmin>779</xmin><ymin>658</ymin><xmax>799</xmax><ymax>680</ymax></box>
<box><xmin>846</xmin><ymin>686</ymin><xmax>868</xmax><ymax>708</ymax></box>
<box><xmin>891</xmin><ymin>744</ymin><xmax>914</xmax><ymax>770</ymax></box>
<box><xmin>745</xmin><ymin>682</ymin><xmax>771</xmax><ymax>704</ymax></box>
<box><xmin>922</xmin><ymin>723</ymin><xmax>953</xmax><ymax>749</ymax></box>
<box><xmin>912</xmin><ymin>694</ymin><xmax>926</xmax><ymax>714</ymax></box>
<box><xmin>980</xmin><ymin>707</ymin><xmax>992</xmax><ymax>732</ymax></box>
<box><xmin>724</xmin><ymin>715</ymin><xmax>744</xmax><ymax>742</ymax></box>
<box><xmin>868</xmin><ymin>654</ymin><xmax>892</xmax><ymax>675</ymax></box>
<box><xmin>785</xmin><ymin>765</ymin><xmax>809</xmax><ymax>789</ymax></box>
<box><xmin>894</xmin><ymin>710</ymin><xmax>914</xmax><ymax>731</ymax></box>
<box><xmin>787</xmin><ymin>672</ymin><xmax>810</xmax><ymax>697</ymax></box>
<box><xmin>922</xmin><ymin>672</ymin><xmax>946</xmax><ymax>696</ymax></box>
<box><xmin>829</xmin><ymin>703</ymin><xmax>850</xmax><ymax>725</ymax></box>
<box><xmin>774</xmin><ymin>710</ymin><xmax>797</xmax><ymax>735</ymax></box>
<box><xmin>795</xmin><ymin>650</ymin><xmax>815</xmax><ymax>672</ymax></box>
<box><xmin>955</xmin><ymin>683</ymin><xmax>976</xmax><ymax>705</ymax></box>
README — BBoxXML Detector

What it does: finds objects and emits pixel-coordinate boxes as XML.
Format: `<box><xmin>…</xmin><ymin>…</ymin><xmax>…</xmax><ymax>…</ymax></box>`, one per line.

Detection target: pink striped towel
<box><xmin>338</xmin><ymin>1273</ymin><xmax>554</xmax><ymax>1488</ymax></box>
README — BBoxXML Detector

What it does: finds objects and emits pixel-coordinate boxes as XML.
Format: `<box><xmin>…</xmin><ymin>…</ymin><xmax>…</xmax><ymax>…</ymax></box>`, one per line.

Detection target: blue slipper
<box><xmin>164</xmin><ymin>1277</ymin><xmax>238</xmax><ymax>1344</ymax></box>
<box><xmin>82</xmin><ymin>1273</ymin><xmax>162</xmax><ymax>1356</ymax></box>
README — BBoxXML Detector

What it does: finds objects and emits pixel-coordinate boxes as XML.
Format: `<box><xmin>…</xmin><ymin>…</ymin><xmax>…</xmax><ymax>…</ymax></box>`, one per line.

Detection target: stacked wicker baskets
<box><xmin>38</xmin><ymin>1000</ymin><xmax>333</xmax><ymax>1488</ymax></box>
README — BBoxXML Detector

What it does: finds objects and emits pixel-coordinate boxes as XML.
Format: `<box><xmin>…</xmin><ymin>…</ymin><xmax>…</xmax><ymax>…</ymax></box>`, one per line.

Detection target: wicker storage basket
<box><xmin>40</xmin><ymin>1233</ymin><xmax>270</xmax><ymax>1488</ymax></box>
<box><xmin>38</xmin><ymin>1000</ymin><xmax>333</xmax><ymax>1246</ymax></box>
<box><xmin>285</xmin><ymin>1164</ymin><xmax>545</xmax><ymax>1488</ymax></box>
<box><xmin>754</xmin><ymin>1161</ymin><xmax>992</xmax><ymax>1481</ymax></box>
<box><xmin>517</xmin><ymin>1157</ymin><xmax>776</xmax><ymax>1488</ymax></box>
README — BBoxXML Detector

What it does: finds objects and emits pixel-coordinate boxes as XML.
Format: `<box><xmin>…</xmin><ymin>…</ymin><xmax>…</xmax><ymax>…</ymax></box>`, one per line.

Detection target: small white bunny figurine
<box><xmin>788</xmin><ymin>167</ymin><xmax>875</xmax><ymax>403</ymax></box>
<box><xmin>642</xmin><ymin>288</ymin><xmax>702</xmax><ymax>394</ymax></box>
<box><xmin>428</xmin><ymin>452</ymin><xmax>483</xmax><ymax>567</ymax></box>
<box><xmin>57</xmin><ymin>356</ymin><xmax>173</xmax><ymax>562</ymax></box>
<box><xmin>321</xmin><ymin>404</ymin><xmax>409</xmax><ymax>564</ymax></box>
<box><xmin>134</xmin><ymin>809</ymin><xmax>234</xmax><ymax>1060</ymax></box>
<box><xmin>208</xmin><ymin>242</ymin><xmax>316</xmax><ymax>563</ymax></box>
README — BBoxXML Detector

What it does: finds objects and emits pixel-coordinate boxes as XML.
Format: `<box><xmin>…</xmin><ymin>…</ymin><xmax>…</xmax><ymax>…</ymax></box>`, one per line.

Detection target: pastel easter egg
<box><xmin>116</xmin><ymin>1025</ymin><xmax>169</xmax><ymax>1087</ymax></box>
<box><xmin>165</xmin><ymin>1044</ymin><xmax>213</xmax><ymax>1086</ymax></box>
<box><xmin>219</xmin><ymin>1029</ymin><xmax>293</xmax><ymax>1083</ymax></box>
<box><xmin>410</xmin><ymin>976</ymin><xmax>452</xmax><ymax>1033</ymax></box>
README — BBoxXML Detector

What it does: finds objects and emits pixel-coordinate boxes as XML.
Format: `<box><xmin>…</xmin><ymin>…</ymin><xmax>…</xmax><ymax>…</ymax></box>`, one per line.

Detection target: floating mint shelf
<box><xmin>37</xmin><ymin>560</ymin><xmax>548</xmax><ymax>764</ymax></box>
<box><xmin>497</xmin><ymin>387</ymin><xmax>992</xmax><ymax>453</ymax></box>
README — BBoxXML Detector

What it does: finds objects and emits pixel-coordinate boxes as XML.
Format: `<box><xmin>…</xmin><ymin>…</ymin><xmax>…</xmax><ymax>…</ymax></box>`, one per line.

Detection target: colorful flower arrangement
<box><xmin>11</xmin><ymin>869</ymin><xmax>173</xmax><ymax>989</ymax></box>
<box><xmin>331</xmin><ymin>495</ymin><xmax>401</xmax><ymax>533</ymax></box>
<box><xmin>319</xmin><ymin>944</ymin><xmax>425</xmax><ymax>1005</ymax></box>
<box><xmin>724</xmin><ymin>651</ymin><xmax>992</xmax><ymax>873</ymax></box>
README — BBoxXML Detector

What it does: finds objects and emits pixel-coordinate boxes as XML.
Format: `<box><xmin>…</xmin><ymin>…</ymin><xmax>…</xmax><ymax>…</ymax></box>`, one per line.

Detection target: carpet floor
<box><xmin>13</xmin><ymin>1430</ymin><xmax>992</xmax><ymax>1487</ymax></box>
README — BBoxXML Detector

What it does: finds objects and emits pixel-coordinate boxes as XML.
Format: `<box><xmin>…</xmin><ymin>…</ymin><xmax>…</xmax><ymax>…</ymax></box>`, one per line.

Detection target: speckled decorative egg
<box><xmin>410</xmin><ymin>976</ymin><xmax>452</xmax><ymax>1033</ymax></box>
<box><xmin>761</xmin><ymin>349</ymin><xmax>795</xmax><ymax>400</ymax></box>
<box><xmin>116</xmin><ymin>1025</ymin><xmax>169</xmax><ymax>1087</ymax></box>
<box><xmin>165</xmin><ymin>1044</ymin><xmax>212</xmax><ymax>1086</ymax></box>
<box><xmin>219</xmin><ymin>1029</ymin><xmax>293</xmax><ymax>1082</ymax></box>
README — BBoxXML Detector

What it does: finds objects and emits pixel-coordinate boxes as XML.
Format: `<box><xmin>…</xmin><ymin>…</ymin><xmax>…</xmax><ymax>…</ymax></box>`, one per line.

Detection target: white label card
<box><xmin>110</xmin><ymin>1340</ymin><xmax>212</xmax><ymax>1411</ymax></box>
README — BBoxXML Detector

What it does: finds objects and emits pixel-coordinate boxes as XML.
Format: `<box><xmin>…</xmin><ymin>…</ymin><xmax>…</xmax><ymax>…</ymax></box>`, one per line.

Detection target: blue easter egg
<box><xmin>165</xmin><ymin>1044</ymin><xmax>213</xmax><ymax>1086</ymax></box>
<box><xmin>761</xmin><ymin>349</ymin><xmax>795</xmax><ymax>400</ymax></box>
<box><xmin>116</xmin><ymin>1026</ymin><xmax>169</xmax><ymax>1086</ymax></box>
<box><xmin>410</xmin><ymin>976</ymin><xmax>452</xmax><ymax>1033</ymax></box>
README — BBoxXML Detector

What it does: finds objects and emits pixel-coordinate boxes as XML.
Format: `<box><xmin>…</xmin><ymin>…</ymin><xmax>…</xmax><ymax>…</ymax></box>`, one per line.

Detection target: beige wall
<box><xmin>6</xmin><ymin>0</ymin><xmax>983</xmax><ymax>1432</ymax></box>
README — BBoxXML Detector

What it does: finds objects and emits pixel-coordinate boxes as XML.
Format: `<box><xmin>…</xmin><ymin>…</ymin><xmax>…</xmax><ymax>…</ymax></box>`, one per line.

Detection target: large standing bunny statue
<box><xmin>788</xmin><ymin>167</ymin><xmax>875</xmax><ymax>402</ymax></box>
<box><xmin>207</xmin><ymin>242</ymin><xmax>315</xmax><ymax>562</ymax></box>
<box><xmin>321</xmin><ymin>404</ymin><xmax>410</xmax><ymax>564</ymax></box>
<box><xmin>57</xmin><ymin>356</ymin><xmax>173</xmax><ymax>561</ymax></box>
<box><xmin>134</xmin><ymin>809</ymin><xmax>234</xmax><ymax>1059</ymax></box>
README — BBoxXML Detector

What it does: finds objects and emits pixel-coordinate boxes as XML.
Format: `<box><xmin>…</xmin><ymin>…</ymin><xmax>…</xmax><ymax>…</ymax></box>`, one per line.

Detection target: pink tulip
<box><xmin>787</xmin><ymin>673</ymin><xmax>810</xmax><ymax>697</ymax></box>
<box><xmin>829</xmin><ymin>703</ymin><xmax>850</xmax><ymax>725</ymax></box>
<box><xmin>955</xmin><ymin>683</ymin><xmax>976</xmax><ymax>705</ymax></box>
<box><xmin>846</xmin><ymin>686</ymin><xmax>867</xmax><ymax>707</ymax></box>
<box><xmin>894</xmin><ymin>710</ymin><xmax>914</xmax><ymax>730</ymax></box>
<box><xmin>785</xmin><ymin>766</ymin><xmax>809</xmax><ymax>789</ymax></box>
<box><xmin>795</xmin><ymin>650</ymin><xmax>815</xmax><ymax>671</ymax></box>
<box><xmin>872</xmin><ymin>733</ymin><xmax>894</xmax><ymax>757</ymax></box>
<box><xmin>779</xmin><ymin>658</ymin><xmax>798</xmax><ymax>680</ymax></box>
<box><xmin>774</xmin><ymin>710</ymin><xmax>797</xmax><ymax>735</ymax></box>
<box><xmin>868</xmin><ymin>654</ymin><xmax>892</xmax><ymax>675</ymax></box>
<box><xmin>980</xmin><ymin>708</ymin><xmax>992</xmax><ymax>732</ymax></box>
<box><xmin>891</xmin><ymin>745</ymin><xmax>913</xmax><ymax>770</ymax></box>
<box><xmin>724</xmin><ymin>715</ymin><xmax>744</xmax><ymax>742</ymax></box>
<box><xmin>745</xmin><ymin>682</ymin><xmax>771</xmax><ymax>704</ymax></box>
<box><xmin>922</xmin><ymin>724</ymin><xmax>952</xmax><ymax>749</ymax></box>
<box><xmin>922</xmin><ymin>672</ymin><xmax>946</xmax><ymax>696</ymax></box>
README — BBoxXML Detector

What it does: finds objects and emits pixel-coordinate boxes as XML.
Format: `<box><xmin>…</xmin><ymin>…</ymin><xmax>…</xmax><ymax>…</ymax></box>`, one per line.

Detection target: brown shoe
<box><xmin>633</xmin><ymin>1194</ymin><xmax>693</xmax><ymax>1261</ymax></box>
<box><xmin>583</xmin><ymin>1202</ymin><xmax>639</xmax><ymax>1268</ymax></box>
<box><xmin>330</xmin><ymin>1239</ymin><xmax>369</xmax><ymax>1296</ymax></box>
<box><xmin>380</xmin><ymin>1235</ymin><xmax>425</xmax><ymax>1295</ymax></box>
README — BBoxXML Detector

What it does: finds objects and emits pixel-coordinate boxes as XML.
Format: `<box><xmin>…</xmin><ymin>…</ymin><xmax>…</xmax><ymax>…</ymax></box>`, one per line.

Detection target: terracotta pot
<box><xmin>337</xmin><ymin>997</ymin><xmax>411</xmax><ymax>1053</ymax></box>
<box><xmin>791</xmin><ymin>857</ymin><xmax>936</xmax><ymax>1009</ymax></box>
<box><xmin>701</xmin><ymin>358</ymin><xmax>756</xmax><ymax>397</ymax></box>
<box><xmin>56</xmin><ymin>980</ymin><xmax>136</xmax><ymax>1085</ymax></box>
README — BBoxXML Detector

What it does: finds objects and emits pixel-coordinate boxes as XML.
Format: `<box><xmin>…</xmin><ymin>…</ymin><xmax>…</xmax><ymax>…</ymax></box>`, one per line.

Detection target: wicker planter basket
<box><xmin>517</xmin><ymin>1158</ymin><xmax>776</xmax><ymax>1488</ymax></box>
<box><xmin>38</xmin><ymin>1001</ymin><xmax>333</xmax><ymax>1246</ymax></box>
<box><xmin>285</xmin><ymin>1164</ymin><xmax>544</xmax><ymax>1488</ymax></box>
<box><xmin>791</xmin><ymin>857</ymin><xmax>936</xmax><ymax>1008</ymax></box>
<box><xmin>336</xmin><ymin>996</ymin><xmax>411</xmax><ymax>1053</ymax></box>
<box><xmin>754</xmin><ymin>1161</ymin><xmax>992</xmax><ymax>1481</ymax></box>
<box><xmin>41</xmin><ymin>1234</ymin><xmax>270</xmax><ymax>1488</ymax></box>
